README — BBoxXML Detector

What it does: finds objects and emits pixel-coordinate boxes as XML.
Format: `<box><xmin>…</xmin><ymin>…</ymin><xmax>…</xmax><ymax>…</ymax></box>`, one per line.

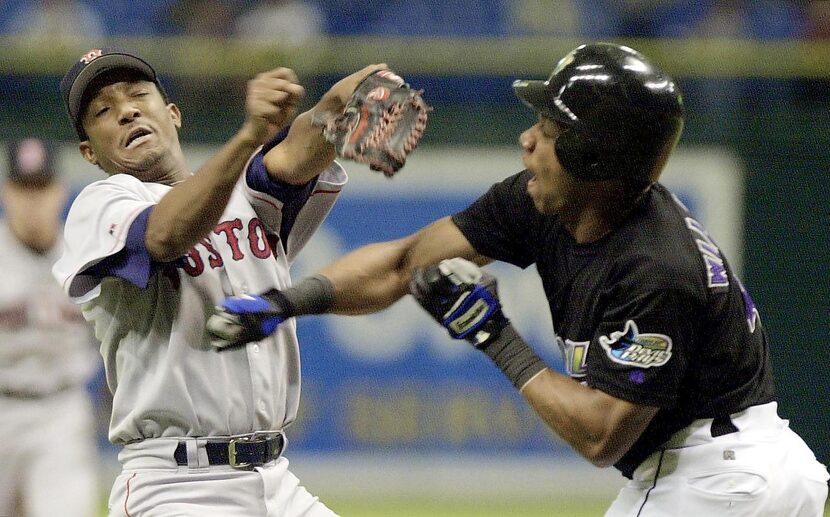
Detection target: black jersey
<box><xmin>452</xmin><ymin>170</ymin><xmax>776</xmax><ymax>478</ymax></box>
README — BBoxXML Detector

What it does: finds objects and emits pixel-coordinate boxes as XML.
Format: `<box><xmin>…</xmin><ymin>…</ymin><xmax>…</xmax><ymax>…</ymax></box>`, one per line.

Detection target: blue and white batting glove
<box><xmin>206</xmin><ymin>290</ymin><xmax>288</xmax><ymax>350</ymax></box>
<box><xmin>409</xmin><ymin>258</ymin><xmax>509</xmax><ymax>348</ymax></box>
<box><xmin>410</xmin><ymin>259</ymin><xmax>547</xmax><ymax>391</ymax></box>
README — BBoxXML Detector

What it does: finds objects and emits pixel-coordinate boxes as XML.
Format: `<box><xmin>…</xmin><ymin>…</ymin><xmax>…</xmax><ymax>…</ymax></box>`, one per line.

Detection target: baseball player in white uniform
<box><xmin>0</xmin><ymin>138</ymin><xmax>101</xmax><ymax>517</ymax></box>
<box><xmin>52</xmin><ymin>47</ymin><xmax>384</xmax><ymax>517</ymax></box>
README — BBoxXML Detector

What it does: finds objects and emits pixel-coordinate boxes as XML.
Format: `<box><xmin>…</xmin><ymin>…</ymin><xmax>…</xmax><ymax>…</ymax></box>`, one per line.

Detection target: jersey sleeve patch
<box><xmin>598</xmin><ymin>320</ymin><xmax>673</xmax><ymax>369</ymax></box>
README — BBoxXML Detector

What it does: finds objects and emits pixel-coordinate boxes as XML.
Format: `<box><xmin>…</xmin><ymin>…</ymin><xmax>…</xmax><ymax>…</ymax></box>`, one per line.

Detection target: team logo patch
<box><xmin>556</xmin><ymin>335</ymin><xmax>590</xmax><ymax>378</ymax></box>
<box><xmin>80</xmin><ymin>49</ymin><xmax>103</xmax><ymax>64</ymax></box>
<box><xmin>599</xmin><ymin>320</ymin><xmax>672</xmax><ymax>368</ymax></box>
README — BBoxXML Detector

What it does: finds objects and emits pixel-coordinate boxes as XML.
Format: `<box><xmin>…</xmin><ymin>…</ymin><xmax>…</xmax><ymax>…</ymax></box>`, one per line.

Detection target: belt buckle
<box><xmin>228</xmin><ymin>435</ymin><xmax>258</xmax><ymax>471</ymax></box>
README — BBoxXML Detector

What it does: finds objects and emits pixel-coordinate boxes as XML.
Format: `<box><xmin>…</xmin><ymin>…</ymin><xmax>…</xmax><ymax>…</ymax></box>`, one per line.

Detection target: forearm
<box><xmin>521</xmin><ymin>369</ymin><xmax>656</xmax><ymax>467</ymax></box>
<box><xmin>320</xmin><ymin>217</ymin><xmax>481</xmax><ymax>315</ymax></box>
<box><xmin>461</xmin><ymin>296</ymin><xmax>652</xmax><ymax>468</ymax></box>
<box><xmin>320</xmin><ymin>240</ymin><xmax>413</xmax><ymax>315</ymax></box>
<box><xmin>275</xmin><ymin>217</ymin><xmax>479</xmax><ymax>317</ymax></box>
<box><xmin>263</xmin><ymin>109</ymin><xmax>336</xmax><ymax>185</ymax></box>
<box><xmin>471</xmin><ymin>320</ymin><xmax>634</xmax><ymax>466</ymax></box>
<box><xmin>263</xmin><ymin>238</ymin><xmax>416</xmax><ymax>318</ymax></box>
<box><xmin>256</xmin><ymin>241</ymin><xmax>410</xmax><ymax>329</ymax></box>
<box><xmin>146</xmin><ymin>129</ymin><xmax>262</xmax><ymax>261</ymax></box>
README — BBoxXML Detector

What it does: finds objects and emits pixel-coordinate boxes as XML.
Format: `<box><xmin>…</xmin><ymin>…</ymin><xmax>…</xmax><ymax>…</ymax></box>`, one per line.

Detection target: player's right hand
<box><xmin>206</xmin><ymin>290</ymin><xmax>288</xmax><ymax>349</ymax></box>
<box><xmin>409</xmin><ymin>258</ymin><xmax>509</xmax><ymax>348</ymax></box>
<box><xmin>243</xmin><ymin>67</ymin><xmax>306</xmax><ymax>144</ymax></box>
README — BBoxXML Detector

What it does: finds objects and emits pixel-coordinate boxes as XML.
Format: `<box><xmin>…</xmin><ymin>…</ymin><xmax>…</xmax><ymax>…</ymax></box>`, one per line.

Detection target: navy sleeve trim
<box><xmin>84</xmin><ymin>206</ymin><xmax>155</xmax><ymax>289</ymax></box>
<box><xmin>279</xmin><ymin>180</ymin><xmax>317</xmax><ymax>251</ymax></box>
<box><xmin>246</xmin><ymin>125</ymin><xmax>318</xmax><ymax>204</ymax></box>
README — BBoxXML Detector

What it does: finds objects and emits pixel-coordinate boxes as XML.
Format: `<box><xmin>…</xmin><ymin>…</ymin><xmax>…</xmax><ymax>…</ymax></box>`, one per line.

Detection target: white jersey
<box><xmin>0</xmin><ymin>221</ymin><xmax>96</xmax><ymax>396</ymax></box>
<box><xmin>52</xmin><ymin>162</ymin><xmax>346</xmax><ymax>445</ymax></box>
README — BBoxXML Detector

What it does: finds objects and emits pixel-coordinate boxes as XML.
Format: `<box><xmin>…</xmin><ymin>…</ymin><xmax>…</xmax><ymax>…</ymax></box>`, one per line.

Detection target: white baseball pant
<box><xmin>605</xmin><ymin>402</ymin><xmax>829</xmax><ymax>516</ymax></box>
<box><xmin>107</xmin><ymin>438</ymin><xmax>337</xmax><ymax>517</ymax></box>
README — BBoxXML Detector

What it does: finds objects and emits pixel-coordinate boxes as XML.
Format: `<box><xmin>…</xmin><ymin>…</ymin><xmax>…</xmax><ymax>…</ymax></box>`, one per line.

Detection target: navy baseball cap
<box><xmin>60</xmin><ymin>47</ymin><xmax>163</xmax><ymax>140</ymax></box>
<box><xmin>6</xmin><ymin>138</ymin><xmax>57</xmax><ymax>187</ymax></box>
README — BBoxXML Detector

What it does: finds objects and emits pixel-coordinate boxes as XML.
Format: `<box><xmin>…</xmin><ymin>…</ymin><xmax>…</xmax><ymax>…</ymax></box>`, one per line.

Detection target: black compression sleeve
<box><xmin>267</xmin><ymin>274</ymin><xmax>336</xmax><ymax>317</ymax></box>
<box><xmin>481</xmin><ymin>324</ymin><xmax>547</xmax><ymax>390</ymax></box>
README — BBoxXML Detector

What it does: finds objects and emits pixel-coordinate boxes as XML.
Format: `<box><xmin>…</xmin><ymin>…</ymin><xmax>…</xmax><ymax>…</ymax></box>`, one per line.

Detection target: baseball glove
<box><xmin>313</xmin><ymin>69</ymin><xmax>430</xmax><ymax>177</ymax></box>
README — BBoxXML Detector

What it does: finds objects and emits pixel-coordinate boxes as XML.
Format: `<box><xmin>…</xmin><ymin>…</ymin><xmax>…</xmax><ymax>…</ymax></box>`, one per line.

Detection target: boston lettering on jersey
<box><xmin>179</xmin><ymin>217</ymin><xmax>276</xmax><ymax>277</ymax></box>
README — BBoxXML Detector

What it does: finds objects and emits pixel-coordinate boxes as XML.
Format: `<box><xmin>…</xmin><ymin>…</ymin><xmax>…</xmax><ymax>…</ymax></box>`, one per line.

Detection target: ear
<box><xmin>168</xmin><ymin>103</ymin><xmax>182</xmax><ymax>129</ymax></box>
<box><xmin>79</xmin><ymin>141</ymin><xmax>98</xmax><ymax>166</ymax></box>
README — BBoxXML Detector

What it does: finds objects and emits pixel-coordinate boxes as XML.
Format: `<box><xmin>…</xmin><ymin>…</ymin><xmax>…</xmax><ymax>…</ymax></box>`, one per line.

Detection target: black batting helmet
<box><xmin>513</xmin><ymin>42</ymin><xmax>684</xmax><ymax>183</ymax></box>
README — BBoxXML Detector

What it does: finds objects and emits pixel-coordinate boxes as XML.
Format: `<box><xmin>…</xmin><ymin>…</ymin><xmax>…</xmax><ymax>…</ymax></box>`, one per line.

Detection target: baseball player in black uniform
<box><xmin>208</xmin><ymin>43</ymin><xmax>830</xmax><ymax>515</ymax></box>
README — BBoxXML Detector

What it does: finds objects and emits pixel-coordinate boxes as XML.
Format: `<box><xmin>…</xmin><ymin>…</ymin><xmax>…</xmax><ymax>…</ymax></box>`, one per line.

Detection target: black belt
<box><xmin>174</xmin><ymin>432</ymin><xmax>285</xmax><ymax>470</ymax></box>
<box><xmin>710</xmin><ymin>414</ymin><xmax>739</xmax><ymax>437</ymax></box>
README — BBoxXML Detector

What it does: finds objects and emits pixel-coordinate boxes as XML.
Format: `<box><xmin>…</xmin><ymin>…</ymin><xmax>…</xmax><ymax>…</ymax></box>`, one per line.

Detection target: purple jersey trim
<box><xmin>246</xmin><ymin>125</ymin><xmax>315</xmax><ymax>203</ymax></box>
<box><xmin>85</xmin><ymin>206</ymin><xmax>154</xmax><ymax>289</ymax></box>
<box><xmin>244</xmin><ymin>125</ymin><xmax>318</xmax><ymax>250</ymax></box>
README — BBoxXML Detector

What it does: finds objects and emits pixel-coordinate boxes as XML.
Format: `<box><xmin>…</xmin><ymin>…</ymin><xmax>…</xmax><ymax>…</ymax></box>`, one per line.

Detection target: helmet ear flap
<box><xmin>555</xmin><ymin>128</ymin><xmax>605</xmax><ymax>181</ymax></box>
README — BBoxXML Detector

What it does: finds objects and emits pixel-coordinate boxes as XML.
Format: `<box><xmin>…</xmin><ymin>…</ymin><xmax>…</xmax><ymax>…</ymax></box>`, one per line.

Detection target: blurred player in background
<box><xmin>209</xmin><ymin>42</ymin><xmax>829</xmax><ymax>516</ymax></box>
<box><xmin>0</xmin><ymin>137</ymin><xmax>101</xmax><ymax>517</ymax></box>
<box><xmin>52</xmin><ymin>46</ymin><xmax>388</xmax><ymax>516</ymax></box>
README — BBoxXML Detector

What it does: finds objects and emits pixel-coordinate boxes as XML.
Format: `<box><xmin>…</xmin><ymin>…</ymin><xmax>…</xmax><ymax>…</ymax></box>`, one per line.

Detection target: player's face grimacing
<box><xmin>519</xmin><ymin>116</ymin><xmax>572</xmax><ymax>215</ymax></box>
<box><xmin>79</xmin><ymin>78</ymin><xmax>182</xmax><ymax>180</ymax></box>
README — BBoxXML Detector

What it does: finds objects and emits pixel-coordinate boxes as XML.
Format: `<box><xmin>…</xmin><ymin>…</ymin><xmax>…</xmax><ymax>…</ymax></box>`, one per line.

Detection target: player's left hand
<box><xmin>313</xmin><ymin>66</ymin><xmax>430</xmax><ymax>177</ymax></box>
<box><xmin>206</xmin><ymin>290</ymin><xmax>288</xmax><ymax>349</ymax></box>
<box><xmin>409</xmin><ymin>258</ymin><xmax>509</xmax><ymax>348</ymax></box>
<box><xmin>318</xmin><ymin>64</ymin><xmax>390</xmax><ymax>110</ymax></box>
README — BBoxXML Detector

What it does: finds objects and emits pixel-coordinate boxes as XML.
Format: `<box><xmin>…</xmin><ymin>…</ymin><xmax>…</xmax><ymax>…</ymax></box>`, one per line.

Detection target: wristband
<box><xmin>481</xmin><ymin>324</ymin><xmax>547</xmax><ymax>390</ymax></box>
<box><xmin>271</xmin><ymin>274</ymin><xmax>336</xmax><ymax>317</ymax></box>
